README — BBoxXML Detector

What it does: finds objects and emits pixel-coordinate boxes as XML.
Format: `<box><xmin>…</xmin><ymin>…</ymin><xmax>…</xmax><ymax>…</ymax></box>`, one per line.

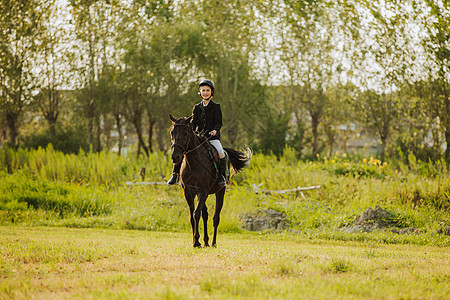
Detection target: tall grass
<box><xmin>0</xmin><ymin>145</ymin><xmax>169</xmax><ymax>186</ymax></box>
<box><xmin>0</xmin><ymin>145</ymin><xmax>449</xmax><ymax>245</ymax></box>
<box><xmin>0</xmin><ymin>171</ymin><xmax>112</xmax><ymax>218</ymax></box>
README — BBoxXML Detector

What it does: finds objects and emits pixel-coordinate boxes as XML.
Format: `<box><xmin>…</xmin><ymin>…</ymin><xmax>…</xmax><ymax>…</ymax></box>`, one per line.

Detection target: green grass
<box><xmin>0</xmin><ymin>146</ymin><xmax>449</xmax><ymax>246</ymax></box>
<box><xmin>0</xmin><ymin>145</ymin><xmax>161</xmax><ymax>186</ymax></box>
<box><xmin>1</xmin><ymin>146</ymin><xmax>449</xmax><ymax>298</ymax></box>
<box><xmin>0</xmin><ymin>226</ymin><xmax>449</xmax><ymax>299</ymax></box>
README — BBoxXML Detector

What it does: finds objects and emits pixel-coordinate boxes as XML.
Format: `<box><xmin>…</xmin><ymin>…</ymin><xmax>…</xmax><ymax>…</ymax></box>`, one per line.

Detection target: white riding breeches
<box><xmin>209</xmin><ymin>140</ymin><xmax>225</xmax><ymax>159</ymax></box>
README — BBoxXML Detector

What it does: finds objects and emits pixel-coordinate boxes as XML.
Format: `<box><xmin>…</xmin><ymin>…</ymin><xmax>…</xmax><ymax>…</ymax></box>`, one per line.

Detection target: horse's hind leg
<box><xmin>202</xmin><ymin>205</ymin><xmax>209</xmax><ymax>247</ymax></box>
<box><xmin>212</xmin><ymin>188</ymin><xmax>225</xmax><ymax>247</ymax></box>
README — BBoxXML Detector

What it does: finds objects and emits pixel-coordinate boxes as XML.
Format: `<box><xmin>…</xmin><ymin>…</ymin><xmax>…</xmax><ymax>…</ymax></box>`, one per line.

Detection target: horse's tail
<box><xmin>224</xmin><ymin>147</ymin><xmax>252</xmax><ymax>173</ymax></box>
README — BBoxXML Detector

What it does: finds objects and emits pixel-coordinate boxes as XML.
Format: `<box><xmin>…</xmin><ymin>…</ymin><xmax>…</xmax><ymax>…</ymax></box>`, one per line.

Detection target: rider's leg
<box><xmin>209</xmin><ymin>140</ymin><xmax>226</xmax><ymax>187</ymax></box>
<box><xmin>217</xmin><ymin>156</ymin><xmax>227</xmax><ymax>187</ymax></box>
<box><xmin>167</xmin><ymin>162</ymin><xmax>181</xmax><ymax>185</ymax></box>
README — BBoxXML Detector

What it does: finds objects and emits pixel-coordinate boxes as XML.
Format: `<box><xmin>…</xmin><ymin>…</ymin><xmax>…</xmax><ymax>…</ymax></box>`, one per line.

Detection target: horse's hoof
<box><xmin>193</xmin><ymin>242</ymin><xmax>202</xmax><ymax>248</ymax></box>
<box><xmin>204</xmin><ymin>243</ymin><xmax>210</xmax><ymax>247</ymax></box>
<box><xmin>212</xmin><ymin>243</ymin><xmax>217</xmax><ymax>248</ymax></box>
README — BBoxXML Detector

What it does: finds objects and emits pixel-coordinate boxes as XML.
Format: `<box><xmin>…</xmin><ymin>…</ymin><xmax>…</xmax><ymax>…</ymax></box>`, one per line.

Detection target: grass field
<box><xmin>1</xmin><ymin>226</ymin><xmax>449</xmax><ymax>299</ymax></box>
<box><xmin>1</xmin><ymin>147</ymin><xmax>449</xmax><ymax>298</ymax></box>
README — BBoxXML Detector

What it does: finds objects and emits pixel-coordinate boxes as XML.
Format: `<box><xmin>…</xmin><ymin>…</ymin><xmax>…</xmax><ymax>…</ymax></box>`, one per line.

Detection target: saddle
<box><xmin>196</xmin><ymin>134</ymin><xmax>220</xmax><ymax>164</ymax></box>
<box><xmin>195</xmin><ymin>134</ymin><xmax>229</xmax><ymax>181</ymax></box>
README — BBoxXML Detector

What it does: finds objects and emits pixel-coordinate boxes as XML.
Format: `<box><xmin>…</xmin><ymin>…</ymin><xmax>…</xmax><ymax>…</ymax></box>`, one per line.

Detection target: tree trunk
<box><xmin>88</xmin><ymin>28</ymin><xmax>96</xmax><ymax>149</ymax></box>
<box><xmin>445</xmin><ymin>92</ymin><xmax>450</xmax><ymax>161</ymax></box>
<box><xmin>227</xmin><ymin>124</ymin><xmax>238</xmax><ymax>148</ymax></box>
<box><xmin>380</xmin><ymin>138</ymin><xmax>387</xmax><ymax>162</ymax></box>
<box><xmin>327</xmin><ymin>136</ymin><xmax>334</xmax><ymax>157</ymax></box>
<box><xmin>6</xmin><ymin>112</ymin><xmax>19</xmax><ymax>148</ymax></box>
<box><xmin>311</xmin><ymin>114</ymin><xmax>320</xmax><ymax>155</ymax></box>
<box><xmin>157</xmin><ymin>121</ymin><xmax>165</xmax><ymax>152</ymax></box>
<box><xmin>95</xmin><ymin>114</ymin><xmax>102</xmax><ymax>152</ymax></box>
<box><xmin>44</xmin><ymin>89</ymin><xmax>59</xmax><ymax>137</ymax></box>
<box><xmin>324</xmin><ymin>124</ymin><xmax>335</xmax><ymax>157</ymax></box>
<box><xmin>88</xmin><ymin>103</ymin><xmax>95</xmax><ymax>147</ymax></box>
<box><xmin>445</xmin><ymin>128</ymin><xmax>450</xmax><ymax>161</ymax></box>
<box><xmin>0</xmin><ymin>126</ymin><xmax>7</xmax><ymax>145</ymax></box>
<box><xmin>115</xmin><ymin>114</ymin><xmax>123</xmax><ymax>156</ymax></box>
<box><xmin>293</xmin><ymin>111</ymin><xmax>305</xmax><ymax>157</ymax></box>
<box><xmin>147</xmin><ymin>120</ymin><xmax>155</xmax><ymax>154</ymax></box>
<box><xmin>133</xmin><ymin>119</ymin><xmax>149</xmax><ymax>158</ymax></box>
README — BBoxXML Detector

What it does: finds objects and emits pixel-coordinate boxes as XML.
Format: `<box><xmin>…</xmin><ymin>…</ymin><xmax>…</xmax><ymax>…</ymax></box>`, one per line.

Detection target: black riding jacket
<box><xmin>191</xmin><ymin>100</ymin><xmax>222</xmax><ymax>140</ymax></box>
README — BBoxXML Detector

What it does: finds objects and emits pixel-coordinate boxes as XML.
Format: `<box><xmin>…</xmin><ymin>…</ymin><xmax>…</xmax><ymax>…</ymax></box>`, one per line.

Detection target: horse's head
<box><xmin>169</xmin><ymin>114</ymin><xmax>193</xmax><ymax>164</ymax></box>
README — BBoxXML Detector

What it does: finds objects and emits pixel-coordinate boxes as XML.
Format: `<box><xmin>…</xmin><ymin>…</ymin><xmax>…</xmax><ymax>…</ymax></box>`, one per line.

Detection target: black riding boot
<box><xmin>217</xmin><ymin>158</ymin><xmax>227</xmax><ymax>187</ymax></box>
<box><xmin>167</xmin><ymin>163</ymin><xmax>181</xmax><ymax>185</ymax></box>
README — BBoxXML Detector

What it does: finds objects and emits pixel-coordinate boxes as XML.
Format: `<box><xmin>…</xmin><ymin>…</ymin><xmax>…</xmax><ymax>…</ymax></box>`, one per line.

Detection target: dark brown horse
<box><xmin>169</xmin><ymin>114</ymin><xmax>251</xmax><ymax>247</ymax></box>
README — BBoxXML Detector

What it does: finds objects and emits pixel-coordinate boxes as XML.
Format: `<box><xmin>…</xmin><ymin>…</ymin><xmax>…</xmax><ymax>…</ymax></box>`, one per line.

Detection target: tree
<box><xmin>32</xmin><ymin>0</ymin><xmax>74</xmax><ymax>135</ymax></box>
<box><xmin>69</xmin><ymin>0</ymin><xmax>120</xmax><ymax>152</ymax></box>
<box><xmin>178</xmin><ymin>0</ymin><xmax>267</xmax><ymax>148</ymax></box>
<box><xmin>116</xmin><ymin>1</ymin><xmax>213</xmax><ymax>155</ymax></box>
<box><xmin>350</xmin><ymin>0</ymin><xmax>420</xmax><ymax>161</ymax></box>
<box><xmin>398</xmin><ymin>82</ymin><xmax>438</xmax><ymax>160</ymax></box>
<box><xmin>279</xmin><ymin>0</ymin><xmax>336</xmax><ymax>156</ymax></box>
<box><xmin>422</xmin><ymin>0</ymin><xmax>450</xmax><ymax>160</ymax></box>
<box><xmin>323</xmin><ymin>84</ymin><xmax>353</xmax><ymax>157</ymax></box>
<box><xmin>146</xmin><ymin>20</ymin><xmax>212</xmax><ymax>151</ymax></box>
<box><xmin>0</xmin><ymin>0</ymin><xmax>43</xmax><ymax>147</ymax></box>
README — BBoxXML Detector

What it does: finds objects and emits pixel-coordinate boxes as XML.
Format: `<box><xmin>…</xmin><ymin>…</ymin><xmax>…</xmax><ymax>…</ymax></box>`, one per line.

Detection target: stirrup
<box><xmin>167</xmin><ymin>173</ymin><xmax>179</xmax><ymax>185</ymax></box>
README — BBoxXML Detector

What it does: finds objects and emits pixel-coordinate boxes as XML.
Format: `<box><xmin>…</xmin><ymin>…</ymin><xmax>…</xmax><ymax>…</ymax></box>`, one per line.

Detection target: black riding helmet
<box><xmin>199</xmin><ymin>79</ymin><xmax>215</xmax><ymax>95</ymax></box>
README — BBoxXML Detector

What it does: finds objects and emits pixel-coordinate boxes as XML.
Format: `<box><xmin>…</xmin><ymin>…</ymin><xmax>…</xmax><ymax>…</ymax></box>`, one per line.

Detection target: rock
<box><xmin>357</xmin><ymin>205</ymin><xmax>393</xmax><ymax>227</ymax></box>
<box><xmin>340</xmin><ymin>206</ymin><xmax>419</xmax><ymax>234</ymax></box>
<box><xmin>241</xmin><ymin>209</ymin><xmax>290</xmax><ymax>232</ymax></box>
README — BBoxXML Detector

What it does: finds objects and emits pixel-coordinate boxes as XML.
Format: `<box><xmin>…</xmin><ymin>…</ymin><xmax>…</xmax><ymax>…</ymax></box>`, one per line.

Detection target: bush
<box><xmin>22</xmin><ymin>126</ymin><xmax>89</xmax><ymax>154</ymax></box>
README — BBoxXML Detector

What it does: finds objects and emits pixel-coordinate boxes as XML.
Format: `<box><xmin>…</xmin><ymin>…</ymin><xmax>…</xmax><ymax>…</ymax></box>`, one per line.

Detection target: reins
<box><xmin>171</xmin><ymin>123</ymin><xmax>211</xmax><ymax>155</ymax></box>
<box><xmin>185</xmin><ymin>135</ymin><xmax>212</xmax><ymax>155</ymax></box>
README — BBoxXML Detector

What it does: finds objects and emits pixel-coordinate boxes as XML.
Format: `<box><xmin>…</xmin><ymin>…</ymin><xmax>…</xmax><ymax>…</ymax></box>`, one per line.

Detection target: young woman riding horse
<box><xmin>167</xmin><ymin>79</ymin><xmax>227</xmax><ymax>187</ymax></box>
<box><xmin>169</xmin><ymin>114</ymin><xmax>250</xmax><ymax>247</ymax></box>
<box><xmin>168</xmin><ymin>80</ymin><xmax>251</xmax><ymax>247</ymax></box>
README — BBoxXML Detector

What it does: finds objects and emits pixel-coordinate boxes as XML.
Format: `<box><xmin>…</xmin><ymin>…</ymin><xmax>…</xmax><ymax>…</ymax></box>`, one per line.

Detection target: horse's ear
<box><xmin>186</xmin><ymin>115</ymin><xmax>193</xmax><ymax>123</ymax></box>
<box><xmin>169</xmin><ymin>114</ymin><xmax>177</xmax><ymax>123</ymax></box>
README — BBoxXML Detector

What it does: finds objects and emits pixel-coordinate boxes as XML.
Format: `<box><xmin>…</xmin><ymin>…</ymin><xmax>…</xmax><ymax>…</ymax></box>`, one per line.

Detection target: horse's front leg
<box><xmin>212</xmin><ymin>188</ymin><xmax>225</xmax><ymax>247</ymax></box>
<box><xmin>193</xmin><ymin>192</ymin><xmax>208</xmax><ymax>248</ymax></box>
<box><xmin>184</xmin><ymin>189</ymin><xmax>196</xmax><ymax>240</ymax></box>
<box><xmin>202</xmin><ymin>205</ymin><xmax>209</xmax><ymax>247</ymax></box>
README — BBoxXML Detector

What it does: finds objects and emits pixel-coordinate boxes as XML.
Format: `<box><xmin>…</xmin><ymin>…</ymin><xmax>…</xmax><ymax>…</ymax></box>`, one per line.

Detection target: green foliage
<box><xmin>22</xmin><ymin>126</ymin><xmax>90</xmax><ymax>154</ymax></box>
<box><xmin>253</xmin><ymin>112</ymin><xmax>290</xmax><ymax>157</ymax></box>
<box><xmin>1</xmin><ymin>0</ymin><xmax>449</xmax><ymax>163</ymax></box>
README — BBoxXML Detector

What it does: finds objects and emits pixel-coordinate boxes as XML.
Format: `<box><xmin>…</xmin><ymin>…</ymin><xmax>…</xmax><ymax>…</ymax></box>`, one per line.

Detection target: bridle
<box><xmin>170</xmin><ymin>123</ymin><xmax>192</xmax><ymax>155</ymax></box>
<box><xmin>170</xmin><ymin>123</ymin><xmax>212</xmax><ymax>155</ymax></box>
